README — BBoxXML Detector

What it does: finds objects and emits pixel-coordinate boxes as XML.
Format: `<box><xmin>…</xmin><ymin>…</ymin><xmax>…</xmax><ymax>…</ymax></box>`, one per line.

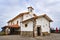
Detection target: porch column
<box><xmin>5</xmin><ymin>28</ymin><xmax>10</xmax><ymax>35</ymax></box>
<box><xmin>33</xmin><ymin>19</ymin><xmax>37</xmax><ymax>37</ymax></box>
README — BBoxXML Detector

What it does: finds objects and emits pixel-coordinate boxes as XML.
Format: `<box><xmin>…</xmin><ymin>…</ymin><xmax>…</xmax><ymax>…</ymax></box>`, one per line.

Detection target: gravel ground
<box><xmin>0</xmin><ymin>35</ymin><xmax>37</xmax><ymax>40</ymax></box>
<box><xmin>0</xmin><ymin>33</ymin><xmax>60</xmax><ymax>40</ymax></box>
<box><xmin>35</xmin><ymin>33</ymin><xmax>60</xmax><ymax>40</ymax></box>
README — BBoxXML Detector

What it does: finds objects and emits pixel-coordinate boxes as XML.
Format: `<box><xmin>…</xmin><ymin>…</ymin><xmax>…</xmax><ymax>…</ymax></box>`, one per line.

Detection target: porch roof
<box><xmin>2</xmin><ymin>24</ymin><xmax>20</xmax><ymax>29</ymax></box>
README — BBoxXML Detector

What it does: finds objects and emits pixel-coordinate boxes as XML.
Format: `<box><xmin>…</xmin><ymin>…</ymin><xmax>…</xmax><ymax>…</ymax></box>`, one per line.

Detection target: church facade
<box><xmin>2</xmin><ymin>7</ymin><xmax>53</xmax><ymax>37</ymax></box>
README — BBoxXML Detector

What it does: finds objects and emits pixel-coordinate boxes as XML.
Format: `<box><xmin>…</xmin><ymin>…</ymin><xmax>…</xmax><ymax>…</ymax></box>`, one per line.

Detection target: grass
<box><xmin>0</xmin><ymin>32</ymin><xmax>6</xmax><ymax>36</ymax></box>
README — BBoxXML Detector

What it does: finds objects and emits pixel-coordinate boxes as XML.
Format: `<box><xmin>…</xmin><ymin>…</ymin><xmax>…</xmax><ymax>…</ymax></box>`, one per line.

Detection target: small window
<box><xmin>25</xmin><ymin>24</ymin><xmax>28</xmax><ymax>27</ymax></box>
<box><xmin>17</xmin><ymin>21</ymin><xmax>18</xmax><ymax>24</ymax></box>
<box><xmin>46</xmin><ymin>24</ymin><xmax>47</xmax><ymax>26</ymax></box>
<box><xmin>13</xmin><ymin>23</ymin><xmax>14</xmax><ymax>25</ymax></box>
<box><xmin>11</xmin><ymin>22</ymin><xmax>12</xmax><ymax>25</ymax></box>
<box><xmin>26</xmin><ymin>15</ymin><xmax>28</xmax><ymax>17</ymax></box>
<box><xmin>43</xmin><ymin>25</ymin><xmax>45</xmax><ymax>27</ymax></box>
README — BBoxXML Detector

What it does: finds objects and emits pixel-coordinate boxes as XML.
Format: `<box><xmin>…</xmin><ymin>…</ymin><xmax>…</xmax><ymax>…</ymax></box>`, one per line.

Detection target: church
<box><xmin>2</xmin><ymin>6</ymin><xmax>53</xmax><ymax>37</ymax></box>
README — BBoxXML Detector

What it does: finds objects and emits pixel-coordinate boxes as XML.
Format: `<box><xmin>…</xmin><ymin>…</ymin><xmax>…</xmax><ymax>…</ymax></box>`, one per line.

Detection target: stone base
<box><xmin>42</xmin><ymin>32</ymin><xmax>50</xmax><ymax>36</ymax></box>
<box><xmin>21</xmin><ymin>31</ymin><xmax>33</xmax><ymax>37</ymax></box>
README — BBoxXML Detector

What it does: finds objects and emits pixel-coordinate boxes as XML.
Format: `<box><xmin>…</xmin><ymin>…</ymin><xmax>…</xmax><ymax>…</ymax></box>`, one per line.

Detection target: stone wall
<box><xmin>42</xmin><ymin>32</ymin><xmax>50</xmax><ymax>36</ymax></box>
<box><xmin>21</xmin><ymin>31</ymin><xmax>33</xmax><ymax>37</ymax></box>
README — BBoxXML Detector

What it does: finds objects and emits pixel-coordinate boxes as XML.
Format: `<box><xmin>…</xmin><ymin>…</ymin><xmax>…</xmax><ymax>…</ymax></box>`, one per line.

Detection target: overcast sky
<box><xmin>0</xmin><ymin>0</ymin><xmax>60</xmax><ymax>31</ymax></box>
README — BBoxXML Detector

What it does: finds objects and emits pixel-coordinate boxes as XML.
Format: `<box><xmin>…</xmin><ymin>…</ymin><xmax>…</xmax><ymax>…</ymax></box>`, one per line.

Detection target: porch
<box><xmin>2</xmin><ymin>24</ymin><xmax>20</xmax><ymax>35</ymax></box>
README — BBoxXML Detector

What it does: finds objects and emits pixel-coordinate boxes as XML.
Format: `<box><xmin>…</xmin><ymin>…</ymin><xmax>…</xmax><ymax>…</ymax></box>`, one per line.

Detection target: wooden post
<box><xmin>33</xmin><ymin>18</ymin><xmax>36</xmax><ymax>37</ymax></box>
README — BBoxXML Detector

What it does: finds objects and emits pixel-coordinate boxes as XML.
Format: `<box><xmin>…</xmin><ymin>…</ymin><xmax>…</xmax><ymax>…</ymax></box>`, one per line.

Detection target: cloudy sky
<box><xmin>0</xmin><ymin>0</ymin><xmax>60</xmax><ymax>31</ymax></box>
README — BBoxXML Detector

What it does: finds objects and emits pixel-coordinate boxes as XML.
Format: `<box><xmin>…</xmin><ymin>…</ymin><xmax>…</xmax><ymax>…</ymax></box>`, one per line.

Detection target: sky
<box><xmin>0</xmin><ymin>0</ymin><xmax>60</xmax><ymax>31</ymax></box>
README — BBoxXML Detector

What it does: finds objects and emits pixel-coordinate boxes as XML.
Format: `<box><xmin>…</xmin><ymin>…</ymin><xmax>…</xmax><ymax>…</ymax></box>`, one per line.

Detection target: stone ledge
<box><xmin>42</xmin><ymin>32</ymin><xmax>50</xmax><ymax>36</ymax></box>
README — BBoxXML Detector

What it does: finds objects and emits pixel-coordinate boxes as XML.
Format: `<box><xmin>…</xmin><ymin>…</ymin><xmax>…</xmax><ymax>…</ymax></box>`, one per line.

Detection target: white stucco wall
<box><xmin>8</xmin><ymin>12</ymin><xmax>34</xmax><ymax>26</ymax></box>
<box><xmin>21</xmin><ymin>21</ymin><xmax>33</xmax><ymax>31</ymax></box>
<box><xmin>8</xmin><ymin>13</ymin><xmax>50</xmax><ymax>33</ymax></box>
<box><xmin>8</xmin><ymin>17</ymin><xmax>22</xmax><ymax>26</ymax></box>
<box><xmin>36</xmin><ymin>17</ymin><xmax>50</xmax><ymax>33</ymax></box>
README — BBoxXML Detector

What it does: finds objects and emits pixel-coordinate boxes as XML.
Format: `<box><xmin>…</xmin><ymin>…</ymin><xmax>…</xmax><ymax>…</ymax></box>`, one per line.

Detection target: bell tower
<box><xmin>28</xmin><ymin>6</ymin><xmax>34</xmax><ymax>12</ymax></box>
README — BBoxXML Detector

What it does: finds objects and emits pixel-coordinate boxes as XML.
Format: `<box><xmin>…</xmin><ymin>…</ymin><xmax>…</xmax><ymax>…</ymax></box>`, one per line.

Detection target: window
<box><xmin>25</xmin><ymin>24</ymin><xmax>28</xmax><ymax>27</ymax></box>
<box><xmin>26</xmin><ymin>15</ymin><xmax>28</xmax><ymax>17</ymax></box>
<box><xmin>13</xmin><ymin>23</ymin><xmax>14</xmax><ymax>25</ymax></box>
<box><xmin>43</xmin><ymin>25</ymin><xmax>44</xmax><ymax>27</ymax></box>
<box><xmin>11</xmin><ymin>22</ymin><xmax>12</xmax><ymax>25</ymax></box>
<box><xmin>17</xmin><ymin>21</ymin><xmax>18</xmax><ymax>24</ymax></box>
<box><xmin>46</xmin><ymin>24</ymin><xmax>47</xmax><ymax>26</ymax></box>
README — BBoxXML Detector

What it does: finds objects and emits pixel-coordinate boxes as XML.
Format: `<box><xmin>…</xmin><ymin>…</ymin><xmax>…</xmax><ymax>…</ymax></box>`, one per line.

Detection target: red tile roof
<box><xmin>3</xmin><ymin>24</ymin><xmax>20</xmax><ymax>28</ymax></box>
<box><xmin>9</xmin><ymin>24</ymin><xmax>20</xmax><ymax>28</ymax></box>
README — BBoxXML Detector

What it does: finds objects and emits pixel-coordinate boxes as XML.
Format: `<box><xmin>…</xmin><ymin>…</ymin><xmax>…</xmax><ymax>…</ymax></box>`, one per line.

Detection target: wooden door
<box><xmin>37</xmin><ymin>27</ymin><xmax>41</xmax><ymax>36</ymax></box>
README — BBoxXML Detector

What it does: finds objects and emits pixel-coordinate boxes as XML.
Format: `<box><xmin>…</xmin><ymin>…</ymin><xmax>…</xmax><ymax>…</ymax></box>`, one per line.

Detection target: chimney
<box><xmin>28</xmin><ymin>6</ymin><xmax>34</xmax><ymax>12</ymax></box>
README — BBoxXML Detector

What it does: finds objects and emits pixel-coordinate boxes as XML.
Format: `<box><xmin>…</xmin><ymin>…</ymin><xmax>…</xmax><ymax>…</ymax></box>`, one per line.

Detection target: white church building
<box><xmin>2</xmin><ymin>7</ymin><xmax>53</xmax><ymax>37</ymax></box>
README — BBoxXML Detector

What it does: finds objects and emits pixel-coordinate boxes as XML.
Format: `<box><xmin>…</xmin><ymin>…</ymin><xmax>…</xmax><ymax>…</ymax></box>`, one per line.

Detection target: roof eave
<box><xmin>7</xmin><ymin>12</ymin><xmax>29</xmax><ymax>23</ymax></box>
